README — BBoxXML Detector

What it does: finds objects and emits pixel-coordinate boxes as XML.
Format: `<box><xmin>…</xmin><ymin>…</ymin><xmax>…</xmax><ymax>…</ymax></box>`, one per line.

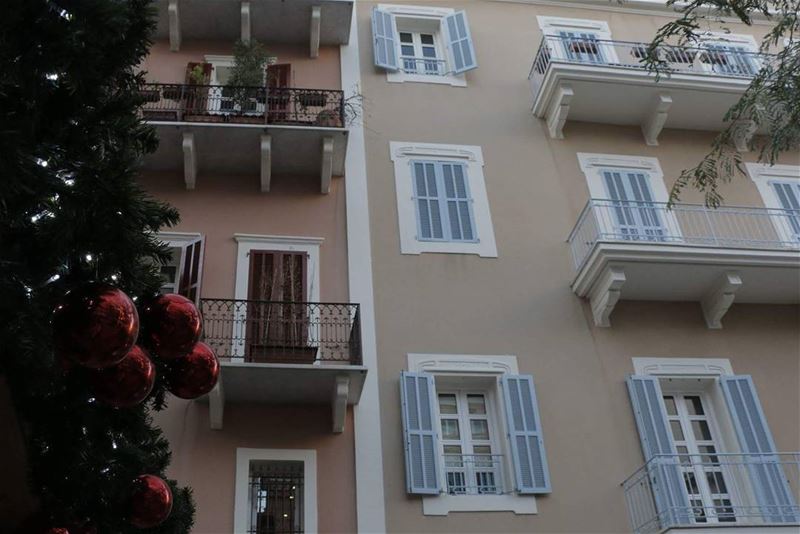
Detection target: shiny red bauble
<box><xmin>89</xmin><ymin>345</ymin><xmax>156</xmax><ymax>407</ymax></box>
<box><xmin>167</xmin><ymin>342</ymin><xmax>220</xmax><ymax>399</ymax></box>
<box><xmin>142</xmin><ymin>294</ymin><xmax>201</xmax><ymax>359</ymax></box>
<box><xmin>53</xmin><ymin>283</ymin><xmax>139</xmax><ymax>369</ymax></box>
<box><xmin>129</xmin><ymin>475</ymin><xmax>172</xmax><ymax>529</ymax></box>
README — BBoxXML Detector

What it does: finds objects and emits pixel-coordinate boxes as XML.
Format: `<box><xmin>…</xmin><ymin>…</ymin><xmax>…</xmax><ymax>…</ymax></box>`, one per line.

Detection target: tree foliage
<box><xmin>0</xmin><ymin>0</ymin><xmax>194</xmax><ymax>531</ymax></box>
<box><xmin>641</xmin><ymin>0</ymin><xmax>799</xmax><ymax>206</ymax></box>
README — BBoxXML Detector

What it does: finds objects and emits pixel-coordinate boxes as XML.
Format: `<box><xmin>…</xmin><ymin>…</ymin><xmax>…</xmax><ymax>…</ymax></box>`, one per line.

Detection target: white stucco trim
<box><xmin>699</xmin><ymin>31</ymin><xmax>759</xmax><ymax>51</ymax></box>
<box><xmin>632</xmin><ymin>357</ymin><xmax>734</xmax><ymax>377</ymax></box>
<box><xmin>233</xmin><ymin>234</ymin><xmax>322</xmax><ymax>303</ymax></box>
<box><xmin>745</xmin><ymin>163</ymin><xmax>800</xmax><ymax>243</ymax></box>
<box><xmin>340</xmin><ymin>9</ymin><xmax>387</xmax><ymax>532</ymax></box>
<box><xmin>233</xmin><ymin>448</ymin><xmax>317</xmax><ymax>534</ymax></box>
<box><xmin>379</xmin><ymin>4</ymin><xmax>468</xmax><ymax>87</ymax></box>
<box><xmin>157</xmin><ymin>231</ymin><xmax>202</xmax><ymax>244</ymax></box>
<box><xmin>536</xmin><ymin>15</ymin><xmax>612</xmax><ymax>37</ymax></box>
<box><xmin>405</xmin><ymin>353</ymin><xmax>537</xmax><ymax>516</ymax></box>
<box><xmin>390</xmin><ymin>142</ymin><xmax>498</xmax><ymax>257</ymax></box>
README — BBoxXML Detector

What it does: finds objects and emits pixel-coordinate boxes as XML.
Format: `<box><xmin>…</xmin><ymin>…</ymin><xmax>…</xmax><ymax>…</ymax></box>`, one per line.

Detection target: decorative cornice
<box><xmin>389</xmin><ymin>142</ymin><xmax>484</xmax><ymax>165</ymax></box>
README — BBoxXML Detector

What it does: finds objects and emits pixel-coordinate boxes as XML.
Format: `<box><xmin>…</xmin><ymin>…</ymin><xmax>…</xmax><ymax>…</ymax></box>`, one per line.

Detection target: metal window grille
<box><xmin>249</xmin><ymin>461</ymin><xmax>305</xmax><ymax>534</ymax></box>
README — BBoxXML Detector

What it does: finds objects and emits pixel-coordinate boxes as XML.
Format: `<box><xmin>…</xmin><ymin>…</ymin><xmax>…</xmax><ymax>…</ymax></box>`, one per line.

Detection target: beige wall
<box><xmin>155</xmin><ymin>402</ymin><xmax>357</xmax><ymax>534</ymax></box>
<box><xmin>357</xmin><ymin>1</ymin><xmax>799</xmax><ymax>532</ymax></box>
<box><xmin>142</xmin><ymin>40</ymin><xmax>342</xmax><ymax>90</ymax></box>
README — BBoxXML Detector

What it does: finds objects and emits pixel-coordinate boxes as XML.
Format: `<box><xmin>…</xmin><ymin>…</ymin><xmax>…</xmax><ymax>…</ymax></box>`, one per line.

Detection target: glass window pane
<box><xmin>420</xmin><ymin>34</ymin><xmax>435</xmax><ymax>45</ymax></box>
<box><xmin>692</xmin><ymin>420</ymin><xmax>712</xmax><ymax>441</ymax></box>
<box><xmin>685</xmin><ymin>396</ymin><xmax>705</xmax><ymax>415</ymax></box>
<box><xmin>473</xmin><ymin>445</ymin><xmax>491</xmax><ymax>455</ymax></box>
<box><xmin>443</xmin><ymin>444</ymin><xmax>462</xmax><ymax>454</ymax></box>
<box><xmin>670</xmin><ymin>420</ymin><xmax>685</xmax><ymax>441</ymax></box>
<box><xmin>441</xmin><ymin>419</ymin><xmax>460</xmax><ymax>440</ymax></box>
<box><xmin>399</xmin><ymin>32</ymin><xmax>413</xmax><ymax>43</ymax></box>
<box><xmin>663</xmin><ymin>396</ymin><xmax>677</xmax><ymax>416</ymax></box>
<box><xmin>438</xmin><ymin>394</ymin><xmax>457</xmax><ymax>414</ymax></box>
<box><xmin>470</xmin><ymin>419</ymin><xmax>489</xmax><ymax>440</ymax></box>
<box><xmin>422</xmin><ymin>47</ymin><xmax>437</xmax><ymax>58</ymax></box>
<box><xmin>467</xmin><ymin>395</ymin><xmax>486</xmax><ymax>414</ymax></box>
<box><xmin>401</xmin><ymin>45</ymin><xmax>415</xmax><ymax>56</ymax></box>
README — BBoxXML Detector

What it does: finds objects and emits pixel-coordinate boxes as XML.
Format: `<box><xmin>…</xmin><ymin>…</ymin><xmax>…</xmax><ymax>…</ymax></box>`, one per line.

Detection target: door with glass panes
<box><xmin>770</xmin><ymin>180</ymin><xmax>800</xmax><ymax>243</ymax></box>
<box><xmin>663</xmin><ymin>393</ymin><xmax>736</xmax><ymax>524</ymax></box>
<box><xmin>559</xmin><ymin>31</ymin><xmax>605</xmax><ymax>63</ymax></box>
<box><xmin>602</xmin><ymin>170</ymin><xmax>666</xmax><ymax>241</ymax></box>
<box><xmin>437</xmin><ymin>392</ymin><xmax>501</xmax><ymax>495</ymax></box>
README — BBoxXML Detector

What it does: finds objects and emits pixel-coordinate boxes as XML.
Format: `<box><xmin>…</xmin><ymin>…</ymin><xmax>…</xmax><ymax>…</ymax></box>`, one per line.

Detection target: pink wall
<box><xmin>141</xmin><ymin>40</ymin><xmax>342</xmax><ymax>90</ymax></box>
<box><xmin>138</xmin><ymin>171</ymin><xmax>349</xmax><ymax>303</ymax></box>
<box><xmin>155</xmin><ymin>402</ymin><xmax>357</xmax><ymax>533</ymax></box>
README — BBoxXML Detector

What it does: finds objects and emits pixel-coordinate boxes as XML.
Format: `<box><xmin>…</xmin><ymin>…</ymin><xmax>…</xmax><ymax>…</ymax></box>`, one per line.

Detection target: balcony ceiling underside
<box><xmin>144</xmin><ymin>122</ymin><xmax>347</xmax><ymax>178</ymax></box>
<box><xmin>154</xmin><ymin>0</ymin><xmax>353</xmax><ymax>45</ymax></box>
<box><xmin>534</xmin><ymin>65</ymin><xmax>755</xmax><ymax>133</ymax></box>
<box><xmin>574</xmin><ymin>243</ymin><xmax>800</xmax><ymax>303</ymax></box>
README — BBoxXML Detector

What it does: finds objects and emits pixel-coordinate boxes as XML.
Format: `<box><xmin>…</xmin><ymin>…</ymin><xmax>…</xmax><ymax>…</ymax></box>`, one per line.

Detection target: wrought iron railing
<box><xmin>622</xmin><ymin>452</ymin><xmax>800</xmax><ymax>534</ymax></box>
<box><xmin>568</xmin><ymin>199</ymin><xmax>800</xmax><ymax>271</ymax></box>
<box><xmin>139</xmin><ymin>83</ymin><xmax>345</xmax><ymax>127</ymax></box>
<box><xmin>249</xmin><ymin>461</ymin><xmax>304</xmax><ymax>534</ymax></box>
<box><xmin>399</xmin><ymin>56</ymin><xmax>448</xmax><ymax>76</ymax></box>
<box><xmin>443</xmin><ymin>454</ymin><xmax>505</xmax><ymax>495</ymax></box>
<box><xmin>200</xmin><ymin>299</ymin><xmax>361</xmax><ymax>365</ymax></box>
<box><xmin>530</xmin><ymin>35</ymin><xmax>774</xmax><ymax>97</ymax></box>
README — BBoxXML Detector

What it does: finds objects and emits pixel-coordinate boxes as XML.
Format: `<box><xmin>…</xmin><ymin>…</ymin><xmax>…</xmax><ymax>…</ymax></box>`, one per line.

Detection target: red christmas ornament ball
<box><xmin>89</xmin><ymin>345</ymin><xmax>156</xmax><ymax>407</ymax></box>
<box><xmin>129</xmin><ymin>475</ymin><xmax>172</xmax><ymax>529</ymax></box>
<box><xmin>53</xmin><ymin>283</ymin><xmax>139</xmax><ymax>369</ymax></box>
<box><xmin>167</xmin><ymin>342</ymin><xmax>220</xmax><ymax>399</ymax></box>
<box><xmin>142</xmin><ymin>294</ymin><xmax>201</xmax><ymax>359</ymax></box>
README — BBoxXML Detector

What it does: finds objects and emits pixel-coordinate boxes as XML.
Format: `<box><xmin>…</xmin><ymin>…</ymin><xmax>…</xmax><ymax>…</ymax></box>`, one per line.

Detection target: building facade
<box><xmin>138</xmin><ymin>0</ymin><xmax>798</xmax><ymax>533</ymax></box>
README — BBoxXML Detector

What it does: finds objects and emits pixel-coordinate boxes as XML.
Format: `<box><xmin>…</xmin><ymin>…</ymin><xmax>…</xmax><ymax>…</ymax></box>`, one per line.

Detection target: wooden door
<box><xmin>266</xmin><ymin>63</ymin><xmax>291</xmax><ymax>123</ymax></box>
<box><xmin>246</xmin><ymin>250</ymin><xmax>312</xmax><ymax>362</ymax></box>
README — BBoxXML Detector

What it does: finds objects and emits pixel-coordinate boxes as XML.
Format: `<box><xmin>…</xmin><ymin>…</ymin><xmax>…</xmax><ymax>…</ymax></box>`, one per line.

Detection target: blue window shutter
<box><xmin>772</xmin><ymin>181</ymin><xmax>800</xmax><ymax>239</ymax></box>
<box><xmin>371</xmin><ymin>8</ymin><xmax>399</xmax><ymax>71</ymax></box>
<box><xmin>400</xmin><ymin>372</ymin><xmax>441</xmax><ymax>494</ymax></box>
<box><xmin>441</xmin><ymin>163</ymin><xmax>476</xmax><ymax>242</ymax></box>
<box><xmin>443</xmin><ymin>11</ymin><xmax>477</xmax><ymax>74</ymax></box>
<box><xmin>626</xmin><ymin>375</ymin><xmax>692</xmax><ymax>527</ymax></box>
<box><xmin>411</xmin><ymin>161</ymin><xmax>444</xmax><ymax>240</ymax></box>
<box><xmin>720</xmin><ymin>375</ymin><xmax>799</xmax><ymax>522</ymax></box>
<box><xmin>501</xmin><ymin>375</ymin><xmax>551</xmax><ymax>493</ymax></box>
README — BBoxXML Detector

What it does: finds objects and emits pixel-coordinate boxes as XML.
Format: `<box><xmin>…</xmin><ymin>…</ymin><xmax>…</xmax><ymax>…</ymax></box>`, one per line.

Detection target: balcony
<box><xmin>199</xmin><ymin>299</ymin><xmax>366</xmax><ymax>433</ymax></box>
<box><xmin>622</xmin><ymin>452</ymin><xmax>800</xmax><ymax>534</ymax></box>
<box><xmin>154</xmin><ymin>0</ymin><xmax>353</xmax><ymax>56</ymax></box>
<box><xmin>529</xmin><ymin>36</ymin><xmax>773</xmax><ymax>143</ymax></box>
<box><xmin>140</xmin><ymin>83</ymin><xmax>348</xmax><ymax>193</ymax></box>
<box><xmin>568</xmin><ymin>200</ymin><xmax>800</xmax><ymax>328</ymax></box>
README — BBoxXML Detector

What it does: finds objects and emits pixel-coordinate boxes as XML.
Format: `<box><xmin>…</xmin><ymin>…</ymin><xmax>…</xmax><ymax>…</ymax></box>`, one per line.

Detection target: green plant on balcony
<box><xmin>226</xmin><ymin>39</ymin><xmax>270</xmax><ymax>114</ymax></box>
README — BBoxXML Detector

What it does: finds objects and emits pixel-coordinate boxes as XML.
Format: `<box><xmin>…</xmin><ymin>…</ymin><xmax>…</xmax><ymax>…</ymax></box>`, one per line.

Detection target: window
<box><xmin>205</xmin><ymin>55</ymin><xmax>265</xmax><ymax>115</ymax></box>
<box><xmin>372</xmin><ymin>5</ymin><xmax>477</xmax><ymax>87</ymax></box>
<box><xmin>745</xmin><ymin>163</ymin><xmax>800</xmax><ymax>245</ymax></box>
<box><xmin>399</xmin><ymin>355</ymin><xmax>549</xmax><ymax>515</ymax></box>
<box><xmin>536</xmin><ymin>16</ymin><xmax>618</xmax><ymax>65</ymax></box>
<box><xmin>391</xmin><ymin>142</ymin><xmax>497</xmax><ymax>257</ymax></box>
<box><xmin>157</xmin><ymin>233</ymin><xmax>204</xmax><ymax>303</ymax></box>
<box><xmin>697</xmin><ymin>34</ymin><xmax>761</xmax><ymax>77</ymax></box>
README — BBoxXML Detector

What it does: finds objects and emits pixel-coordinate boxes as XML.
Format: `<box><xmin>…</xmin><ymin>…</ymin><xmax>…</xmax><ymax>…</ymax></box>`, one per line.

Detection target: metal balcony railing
<box><xmin>568</xmin><ymin>199</ymin><xmax>800</xmax><ymax>271</ymax></box>
<box><xmin>529</xmin><ymin>35</ymin><xmax>774</xmax><ymax>96</ymax></box>
<box><xmin>443</xmin><ymin>454</ymin><xmax>506</xmax><ymax>495</ymax></box>
<box><xmin>399</xmin><ymin>56</ymin><xmax>448</xmax><ymax>76</ymax></box>
<box><xmin>139</xmin><ymin>83</ymin><xmax>345</xmax><ymax>127</ymax></box>
<box><xmin>200</xmin><ymin>299</ymin><xmax>361</xmax><ymax>365</ymax></box>
<box><xmin>622</xmin><ymin>452</ymin><xmax>800</xmax><ymax>534</ymax></box>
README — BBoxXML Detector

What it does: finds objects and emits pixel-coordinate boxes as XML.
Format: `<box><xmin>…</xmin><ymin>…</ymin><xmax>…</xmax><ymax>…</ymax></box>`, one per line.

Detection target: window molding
<box><xmin>406</xmin><ymin>354</ymin><xmax>537</xmax><ymax>516</ymax></box>
<box><xmin>233</xmin><ymin>448</ymin><xmax>317</xmax><ymax>534</ymax></box>
<box><xmin>632</xmin><ymin>357</ymin><xmax>734</xmax><ymax>377</ymax></box>
<box><xmin>536</xmin><ymin>15</ymin><xmax>612</xmax><ymax>37</ymax></box>
<box><xmin>745</xmin><ymin>162</ymin><xmax>800</xmax><ymax>210</ymax></box>
<box><xmin>699</xmin><ymin>31</ymin><xmax>759</xmax><ymax>51</ymax></box>
<box><xmin>577</xmin><ymin>153</ymin><xmax>667</xmax><ymax>200</ymax></box>
<box><xmin>378</xmin><ymin>4</ymin><xmax>468</xmax><ymax>87</ymax></box>
<box><xmin>233</xmin><ymin>234</ymin><xmax>323</xmax><ymax>303</ymax></box>
<box><xmin>390</xmin><ymin>142</ymin><xmax>497</xmax><ymax>257</ymax></box>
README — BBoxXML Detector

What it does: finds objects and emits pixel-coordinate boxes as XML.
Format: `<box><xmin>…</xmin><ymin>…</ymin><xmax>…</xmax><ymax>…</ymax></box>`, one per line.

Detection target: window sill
<box><xmin>401</xmin><ymin>240</ymin><xmax>497</xmax><ymax>257</ymax></box>
<box><xmin>421</xmin><ymin>493</ymin><xmax>537</xmax><ymax>516</ymax></box>
<box><xmin>386</xmin><ymin>71</ymin><xmax>467</xmax><ymax>87</ymax></box>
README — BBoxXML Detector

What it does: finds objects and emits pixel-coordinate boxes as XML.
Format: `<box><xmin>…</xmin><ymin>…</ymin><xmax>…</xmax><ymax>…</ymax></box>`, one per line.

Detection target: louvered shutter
<box><xmin>442</xmin><ymin>163</ymin><xmax>476</xmax><ymax>241</ymax></box>
<box><xmin>371</xmin><ymin>8</ymin><xmax>399</xmax><ymax>71</ymax></box>
<box><xmin>177</xmin><ymin>237</ymin><xmax>204</xmax><ymax>304</ymax></box>
<box><xmin>443</xmin><ymin>11</ymin><xmax>477</xmax><ymax>74</ymax></box>
<box><xmin>400</xmin><ymin>372</ymin><xmax>441</xmax><ymax>494</ymax></box>
<box><xmin>412</xmin><ymin>161</ymin><xmax>444</xmax><ymax>240</ymax></box>
<box><xmin>626</xmin><ymin>375</ymin><xmax>692</xmax><ymax>527</ymax></box>
<box><xmin>720</xmin><ymin>375</ymin><xmax>799</xmax><ymax>523</ymax></box>
<box><xmin>501</xmin><ymin>375</ymin><xmax>551</xmax><ymax>493</ymax></box>
<box><xmin>772</xmin><ymin>181</ymin><xmax>800</xmax><ymax>241</ymax></box>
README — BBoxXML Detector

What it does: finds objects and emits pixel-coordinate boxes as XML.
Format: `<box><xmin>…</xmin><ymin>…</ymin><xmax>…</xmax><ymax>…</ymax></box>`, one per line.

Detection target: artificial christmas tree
<box><xmin>0</xmin><ymin>0</ymin><xmax>197</xmax><ymax>531</ymax></box>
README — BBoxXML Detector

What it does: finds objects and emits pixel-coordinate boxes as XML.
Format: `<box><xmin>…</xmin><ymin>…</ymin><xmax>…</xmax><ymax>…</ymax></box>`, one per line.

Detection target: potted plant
<box><xmin>227</xmin><ymin>39</ymin><xmax>270</xmax><ymax>122</ymax></box>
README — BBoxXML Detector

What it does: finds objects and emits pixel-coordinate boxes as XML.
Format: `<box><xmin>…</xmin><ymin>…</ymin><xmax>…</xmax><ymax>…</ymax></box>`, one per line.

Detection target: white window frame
<box><xmin>233</xmin><ymin>448</ymin><xmax>317</xmax><ymax>534</ymax></box>
<box><xmin>391</xmin><ymin>142</ymin><xmax>497</xmax><ymax>257</ymax></box>
<box><xmin>577</xmin><ymin>153</ymin><xmax>682</xmax><ymax>241</ymax></box>
<box><xmin>204</xmin><ymin>54</ymin><xmax>266</xmax><ymax>116</ymax></box>
<box><xmin>232</xmin><ymin>234</ymin><xmax>323</xmax><ymax>360</ymax></box>
<box><xmin>157</xmin><ymin>231</ymin><xmax>203</xmax><ymax>298</ymax></box>
<box><xmin>379</xmin><ymin>4</ymin><xmax>467</xmax><ymax>87</ymax></box>
<box><xmin>407</xmin><ymin>353</ymin><xmax>537</xmax><ymax>516</ymax></box>
<box><xmin>696</xmin><ymin>32</ymin><xmax>761</xmax><ymax>76</ymax></box>
<box><xmin>536</xmin><ymin>16</ymin><xmax>620</xmax><ymax>64</ymax></box>
<box><xmin>745</xmin><ymin>163</ymin><xmax>800</xmax><ymax>244</ymax></box>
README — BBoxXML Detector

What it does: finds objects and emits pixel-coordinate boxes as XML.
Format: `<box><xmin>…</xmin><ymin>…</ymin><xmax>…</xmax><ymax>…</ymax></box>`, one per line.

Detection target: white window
<box><xmin>536</xmin><ymin>16</ymin><xmax>619</xmax><ymax>65</ymax></box>
<box><xmin>371</xmin><ymin>5</ymin><xmax>477</xmax><ymax>87</ymax></box>
<box><xmin>157</xmin><ymin>232</ymin><xmax>204</xmax><ymax>303</ymax></box>
<box><xmin>205</xmin><ymin>55</ymin><xmax>265</xmax><ymax>116</ymax></box>
<box><xmin>745</xmin><ymin>163</ymin><xmax>800</xmax><ymax>245</ymax></box>
<box><xmin>391</xmin><ymin>142</ymin><xmax>496</xmax><ymax>257</ymax></box>
<box><xmin>697</xmin><ymin>33</ymin><xmax>761</xmax><ymax>77</ymax></box>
